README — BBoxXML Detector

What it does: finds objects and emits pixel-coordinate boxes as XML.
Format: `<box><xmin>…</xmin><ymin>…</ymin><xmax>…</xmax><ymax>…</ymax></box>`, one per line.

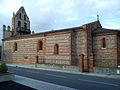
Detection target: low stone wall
<box><xmin>0</xmin><ymin>72</ymin><xmax>15</xmax><ymax>82</ymax></box>
<box><xmin>94</xmin><ymin>67</ymin><xmax>120</xmax><ymax>74</ymax></box>
<box><xmin>37</xmin><ymin>64</ymin><xmax>79</xmax><ymax>71</ymax></box>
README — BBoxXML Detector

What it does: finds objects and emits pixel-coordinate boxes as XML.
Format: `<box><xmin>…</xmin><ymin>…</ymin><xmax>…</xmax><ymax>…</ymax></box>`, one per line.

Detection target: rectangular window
<box><xmin>102</xmin><ymin>38</ymin><xmax>106</xmax><ymax>48</ymax></box>
<box><xmin>14</xmin><ymin>42</ymin><xmax>17</xmax><ymax>51</ymax></box>
<box><xmin>54</xmin><ymin>44</ymin><xmax>59</xmax><ymax>55</ymax></box>
<box><xmin>37</xmin><ymin>40</ymin><xmax>43</xmax><ymax>51</ymax></box>
<box><xmin>24</xmin><ymin>15</ymin><xmax>26</xmax><ymax>20</ymax></box>
<box><xmin>19</xmin><ymin>13</ymin><xmax>21</xmax><ymax>19</ymax></box>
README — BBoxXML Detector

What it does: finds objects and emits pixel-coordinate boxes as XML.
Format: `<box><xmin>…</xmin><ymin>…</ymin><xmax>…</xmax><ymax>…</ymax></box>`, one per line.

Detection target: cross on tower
<box><xmin>97</xmin><ymin>15</ymin><xmax>99</xmax><ymax>21</ymax></box>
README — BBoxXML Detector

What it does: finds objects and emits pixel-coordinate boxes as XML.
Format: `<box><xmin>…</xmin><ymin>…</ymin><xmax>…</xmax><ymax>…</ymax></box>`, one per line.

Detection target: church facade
<box><xmin>1</xmin><ymin>7</ymin><xmax>120</xmax><ymax>73</ymax></box>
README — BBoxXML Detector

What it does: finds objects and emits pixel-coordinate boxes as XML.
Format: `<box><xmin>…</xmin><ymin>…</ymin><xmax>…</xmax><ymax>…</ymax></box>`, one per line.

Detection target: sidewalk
<box><xmin>7</xmin><ymin>64</ymin><xmax>120</xmax><ymax>79</ymax></box>
<box><xmin>14</xmin><ymin>75</ymin><xmax>76</xmax><ymax>90</ymax></box>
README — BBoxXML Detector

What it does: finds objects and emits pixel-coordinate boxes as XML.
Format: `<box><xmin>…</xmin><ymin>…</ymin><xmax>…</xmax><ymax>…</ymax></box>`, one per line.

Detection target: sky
<box><xmin>0</xmin><ymin>0</ymin><xmax>120</xmax><ymax>45</ymax></box>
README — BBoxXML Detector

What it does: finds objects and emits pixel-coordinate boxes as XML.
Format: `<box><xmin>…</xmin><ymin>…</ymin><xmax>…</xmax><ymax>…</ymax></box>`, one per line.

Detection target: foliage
<box><xmin>0</xmin><ymin>62</ymin><xmax>8</xmax><ymax>73</ymax></box>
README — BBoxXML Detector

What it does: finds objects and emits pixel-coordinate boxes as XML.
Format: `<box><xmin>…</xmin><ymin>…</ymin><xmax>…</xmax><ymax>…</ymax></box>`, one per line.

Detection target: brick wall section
<box><xmin>85</xmin><ymin>21</ymin><xmax>102</xmax><ymax>59</ymax></box>
<box><xmin>3</xmin><ymin>41</ymin><xmax>13</xmax><ymax>63</ymax></box>
<box><xmin>3</xmin><ymin>30</ymin><xmax>12</xmax><ymax>39</ymax></box>
<box><xmin>0</xmin><ymin>46</ymin><xmax>1</xmax><ymax>60</ymax></box>
<box><xmin>79</xmin><ymin>54</ymin><xmax>84</xmax><ymax>72</ymax></box>
<box><xmin>3</xmin><ymin>31</ymin><xmax>71</xmax><ymax>65</ymax></box>
<box><xmin>117</xmin><ymin>34</ymin><xmax>120</xmax><ymax>65</ymax></box>
<box><xmin>45</xmin><ymin>31</ymin><xmax>71</xmax><ymax>65</ymax></box>
<box><xmin>4</xmin><ymin>37</ymin><xmax>43</xmax><ymax>64</ymax></box>
<box><xmin>89</xmin><ymin>55</ymin><xmax>94</xmax><ymax>72</ymax></box>
<box><xmin>84</xmin><ymin>24</ymin><xmax>93</xmax><ymax>70</ymax></box>
<box><xmin>93</xmin><ymin>34</ymin><xmax>118</xmax><ymax>67</ymax></box>
<box><xmin>71</xmin><ymin>30</ymin><xmax>87</xmax><ymax>65</ymax></box>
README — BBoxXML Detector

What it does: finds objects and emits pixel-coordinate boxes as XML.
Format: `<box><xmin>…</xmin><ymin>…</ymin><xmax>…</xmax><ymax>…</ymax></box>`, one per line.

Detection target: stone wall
<box><xmin>117</xmin><ymin>35</ymin><xmax>120</xmax><ymax>65</ymax></box>
<box><xmin>71</xmin><ymin>30</ymin><xmax>87</xmax><ymax>65</ymax></box>
<box><xmin>3</xmin><ymin>30</ymin><xmax>12</xmax><ymax>39</ymax></box>
<box><xmin>93</xmin><ymin>34</ymin><xmax>117</xmax><ymax>67</ymax></box>
<box><xmin>94</xmin><ymin>67</ymin><xmax>120</xmax><ymax>74</ymax></box>
<box><xmin>3</xmin><ymin>37</ymin><xmax>39</xmax><ymax>64</ymax></box>
<box><xmin>13</xmin><ymin>7</ymin><xmax>30</xmax><ymax>35</ymax></box>
<box><xmin>37</xmin><ymin>64</ymin><xmax>79</xmax><ymax>71</ymax></box>
<box><xmin>3</xmin><ymin>31</ymin><xmax>71</xmax><ymax>65</ymax></box>
<box><xmin>45</xmin><ymin>31</ymin><xmax>71</xmax><ymax>65</ymax></box>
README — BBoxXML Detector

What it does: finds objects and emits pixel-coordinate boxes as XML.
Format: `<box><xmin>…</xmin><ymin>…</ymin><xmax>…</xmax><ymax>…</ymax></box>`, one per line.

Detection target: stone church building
<box><xmin>1</xmin><ymin>7</ymin><xmax>120</xmax><ymax>73</ymax></box>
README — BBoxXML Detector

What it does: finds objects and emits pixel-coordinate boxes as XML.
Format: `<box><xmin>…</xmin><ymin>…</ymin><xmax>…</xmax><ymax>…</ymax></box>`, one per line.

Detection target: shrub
<box><xmin>0</xmin><ymin>63</ymin><xmax>8</xmax><ymax>73</ymax></box>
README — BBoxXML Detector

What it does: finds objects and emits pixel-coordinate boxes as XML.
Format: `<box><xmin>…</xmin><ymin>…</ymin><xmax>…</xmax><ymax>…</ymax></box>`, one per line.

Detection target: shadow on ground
<box><xmin>0</xmin><ymin>81</ymin><xmax>36</xmax><ymax>90</ymax></box>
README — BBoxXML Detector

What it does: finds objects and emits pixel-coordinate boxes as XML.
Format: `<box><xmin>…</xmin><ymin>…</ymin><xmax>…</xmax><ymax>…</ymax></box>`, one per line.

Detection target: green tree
<box><xmin>0</xmin><ymin>63</ymin><xmax>8</xmax><ymax>73</ymax></box>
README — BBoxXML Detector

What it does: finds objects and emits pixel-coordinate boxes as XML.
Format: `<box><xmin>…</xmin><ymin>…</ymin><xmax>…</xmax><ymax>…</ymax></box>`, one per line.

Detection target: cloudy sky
<box><xmin>0</xmin><ymin>0</ymin><xmax>120</xmax><ymax>45</ymax></box>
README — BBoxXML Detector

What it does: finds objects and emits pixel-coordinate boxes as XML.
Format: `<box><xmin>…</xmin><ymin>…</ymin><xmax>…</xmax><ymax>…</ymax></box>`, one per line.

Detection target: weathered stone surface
<box><xmin>94</xmin><ymin>67</ymin><xmax>120</xmax><ymax>74</ymax></box>
<box><xmin>93</xmin><ymin>35</ymin><xmax>118</xmax><ymax>67</ymax></box>
<box><xmin>0</xmin><ymin>72</ymin><xmax>15</xmax><ymax>82</ymax></box>
<box><xmin>37</xmin><ymin>64</ymin><xmax>79</xmax><ymax>71</ymax></box>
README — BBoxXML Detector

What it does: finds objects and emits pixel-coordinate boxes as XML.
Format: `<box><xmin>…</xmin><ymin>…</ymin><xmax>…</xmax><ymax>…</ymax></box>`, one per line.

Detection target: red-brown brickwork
<box><xmin>117</xmin><ymin>34</ymin><xmax>120</xmax><ymax>66</ymax></box>
<box><xmin>89</xmin><ymin>55</ymin><xmax>94</xmax><ymax>72</ymax></box>
<box><xmin>93</xmin><ymin>34</ymin><xmax>118</xmax><ymax>67</ymax></box>
<box><xmin>3</xmin><ymin>31</ymin><xmax>72</xmax><ymax>65</ymax></box>
<box><xmin>71</xmin><ymin>29</ymin><xmax>87</xmax><ymax>65</ymax></box>
<box><xmin>79</xmin><ymin>54</ymin><xmax>84</xmax><ymax>72</ymax></box>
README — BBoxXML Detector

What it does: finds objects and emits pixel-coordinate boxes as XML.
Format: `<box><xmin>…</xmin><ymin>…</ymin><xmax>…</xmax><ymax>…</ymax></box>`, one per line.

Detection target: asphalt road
<box><xmin>8</xmin><ymin>66</ymin><xmax>120</xmax><ymax>90</ymax></box>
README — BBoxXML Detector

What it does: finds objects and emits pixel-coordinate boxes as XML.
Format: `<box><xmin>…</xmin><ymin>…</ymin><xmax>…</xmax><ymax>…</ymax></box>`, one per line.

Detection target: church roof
<box><xmin>93</xmin><ymin>28</ymin><xmax>119</xmax><ymax>35</ymax></box>
<box><xmin>22</xmin><ymin>20</ymin><xmax>99</xmax><ymax>36</ymax></box>
<box><xmin>3</xmin><ymin>19</ymin><xmax>120</xmax><ymax>41</ymax></box>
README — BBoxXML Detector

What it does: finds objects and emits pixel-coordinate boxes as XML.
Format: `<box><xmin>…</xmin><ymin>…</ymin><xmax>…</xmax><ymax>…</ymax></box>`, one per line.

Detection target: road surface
<box><xmin>8</xmin><ymin>66</ymin><xmax>120</xmax><ymax>90</ymax></box>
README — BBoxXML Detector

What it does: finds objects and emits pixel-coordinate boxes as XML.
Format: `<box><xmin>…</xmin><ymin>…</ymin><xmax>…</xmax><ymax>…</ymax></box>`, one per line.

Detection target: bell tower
<box><xmin>12</xmin><ymin>6</ymin><xmax>31</xmax><ymax>36</ymax></box>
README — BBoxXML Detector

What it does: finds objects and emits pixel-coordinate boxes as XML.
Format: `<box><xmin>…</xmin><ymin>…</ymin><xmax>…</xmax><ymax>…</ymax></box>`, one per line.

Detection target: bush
<box><xmin>0</xmin><ymin>63</ymin><xmax>8</xmax><ymax>73</ymax></box>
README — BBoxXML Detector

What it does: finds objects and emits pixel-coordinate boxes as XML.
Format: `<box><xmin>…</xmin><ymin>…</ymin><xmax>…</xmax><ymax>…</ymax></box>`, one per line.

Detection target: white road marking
<box><xmin>78</xmin><ymin>79</ymin><xmax>119</xmax><ymax>87</ymax></box>
<box><xmin>25</xmin><ymin>70</ymin><xmax>39</xmax><ymax>74</ymax></box>
<box><xmin>46</xmin><ymin>74</ymin><xmax>67</xmax><ymax>78</ymax></box>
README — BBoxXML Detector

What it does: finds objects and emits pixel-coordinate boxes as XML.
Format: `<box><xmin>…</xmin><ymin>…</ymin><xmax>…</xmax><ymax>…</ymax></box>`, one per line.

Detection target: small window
<box><xmin>24</xmin><ymin>15</ymin><xmax>26</xmax><ymax>20</ymax></box>
<box><xmin>19</xmin><ymin>13</ymin><xmax>21</xmax><ymax>19</ymax></box>
<box><xmin>38</xmin><ymin>40</ymin><xmax>43</xmax><ymax>50</ymax></box>
<box><xmin>102</xmin><ymin>38</ymin><xmax>106</xmax><ymax>48</ymax></box>
<box><xmin>24</xmin><ymin>23</ymin><xmax>27</xmax><ymax>29</ymax></box>
<box><xmin>54</xmin><ymin>44</ymin><xmax>59</xmax><ymax>55</ymax></box>
<box><xmin>14</xmin><ymin>42</ymin><xmax>18</xmax><ymax>51</ymax></box>
<box><xmin>24</xmin><ymin>56</ymin><xmax>28</xmax><ymax>59</ymax></box>
<box><xmin>18</xmin><ymin>21</ymin><xmax>21</xmax><ymax>27</ymax></box>
<box><xmin>36</xmin><ymin>56</ymin><xmax>39</xmax><ymax>63</ymax></box>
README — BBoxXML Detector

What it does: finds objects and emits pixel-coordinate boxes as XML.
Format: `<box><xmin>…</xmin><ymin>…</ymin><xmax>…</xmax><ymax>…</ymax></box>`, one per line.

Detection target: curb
<box><xmin>7</xmin><ymin>64</ymin><xmax>120</xmax><ymax>80</ymax></box>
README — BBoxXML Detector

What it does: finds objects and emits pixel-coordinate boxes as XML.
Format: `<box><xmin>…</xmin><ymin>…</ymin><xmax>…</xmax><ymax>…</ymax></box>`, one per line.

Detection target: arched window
<box><xmin>38</xmin><ymin>40</ymin><xmax>43</xmax><ymax>50</ymax></box>
<box><xmin>102</xmin><ymin>38</ymin><xmax>106</xmax><ymax>48</ymax></box>
<box><xmin>54</xmin><ymin>44</ymin><xmax>59</xmax><ymax>55</ymax></box>
<box><xmin>24</xmin><ymin>15</ymin><xmax>26</xmax><ymax>20</ymax></box>
<box><xmin>14</xmin><ymin>42</ymin><xmax>18</xmax><ymax>51</ymax></box>
<box><xmin>19</xmin><ymin>13</ymin><xmax>21</xmax><ymax>19</ymax></box>
<box><xmin>24</xmin><ymin>23</ymin><xmax>27</xmax><ymax>29</ymax></box>
<box><xmin>18</xmin><ymin>21</ymin><xmax>21</xmax><ymax>27</ymax></box>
